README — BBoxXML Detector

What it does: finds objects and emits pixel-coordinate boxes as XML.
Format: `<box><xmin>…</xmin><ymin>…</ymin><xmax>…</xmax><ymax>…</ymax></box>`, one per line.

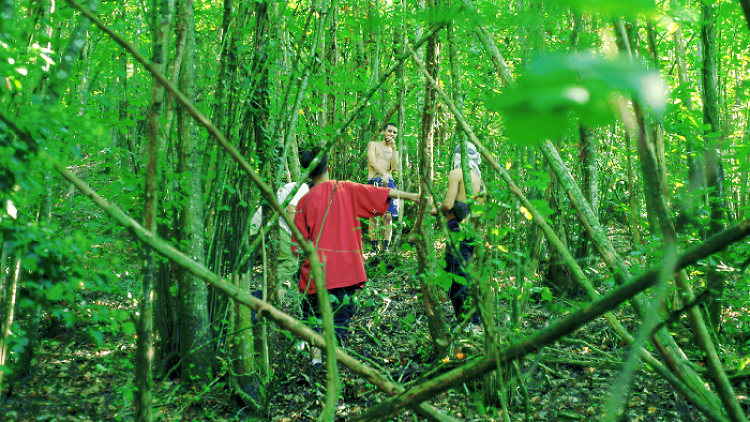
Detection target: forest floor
<box><xmin>2</xmin><ymin>245</ymin><xmax>750</xmax><ymax>422</ymax></box>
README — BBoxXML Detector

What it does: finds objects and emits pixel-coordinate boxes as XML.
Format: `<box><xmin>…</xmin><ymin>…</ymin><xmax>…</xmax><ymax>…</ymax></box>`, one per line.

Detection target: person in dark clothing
<box><xmin>432</xmin><ymin>142</ymin><xmax>486</xmax><ymax>334</ymax></box>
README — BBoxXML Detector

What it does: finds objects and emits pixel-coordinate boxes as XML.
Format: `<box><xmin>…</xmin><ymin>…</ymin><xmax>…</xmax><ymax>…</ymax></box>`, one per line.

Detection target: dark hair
<box><xmin>300</xmin><ymin>147</ymin><xmax>328</xmax><ymax>179</ymax></box>
<box><xmin>382</xmin><ymin>122</ymin><xmax>397</xmax><ymax>131</ymax></box>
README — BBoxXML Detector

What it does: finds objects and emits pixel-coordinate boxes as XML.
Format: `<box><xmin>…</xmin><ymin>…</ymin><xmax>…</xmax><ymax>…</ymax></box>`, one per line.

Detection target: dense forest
<box><xmin>1</xmin><ymin>0</ymin><xmax>750</xmax><ymax>420</ymax></box>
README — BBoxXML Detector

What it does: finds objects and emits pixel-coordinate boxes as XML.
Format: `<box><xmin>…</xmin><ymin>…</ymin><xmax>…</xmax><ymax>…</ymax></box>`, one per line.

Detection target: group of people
<box><xmin>256</xmin><ymin>123</ymin><xmax>486</xmax><ymax>365</ymax></box>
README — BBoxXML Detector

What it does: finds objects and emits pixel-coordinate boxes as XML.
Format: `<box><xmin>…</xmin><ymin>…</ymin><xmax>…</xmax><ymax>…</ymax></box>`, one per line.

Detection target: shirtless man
<box><xmin>366</xmin><ymin>123</ymin><xmax>399</xmax><ymax>254</ymax></box>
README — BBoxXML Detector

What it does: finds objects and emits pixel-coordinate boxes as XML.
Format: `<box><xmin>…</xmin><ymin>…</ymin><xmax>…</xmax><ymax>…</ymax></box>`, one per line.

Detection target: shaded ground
<box><xmin>2</xmin><ymin>250</ymin><xmax>750</xmax><ymax>421</ymax></box>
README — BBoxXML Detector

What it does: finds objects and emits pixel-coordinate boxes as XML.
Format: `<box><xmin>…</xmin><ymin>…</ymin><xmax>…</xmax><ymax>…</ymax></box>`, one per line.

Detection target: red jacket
<box><xmin>293</xmin><ymin>180</ymin><xmax>391</xmax><ymax>294</ymax></box>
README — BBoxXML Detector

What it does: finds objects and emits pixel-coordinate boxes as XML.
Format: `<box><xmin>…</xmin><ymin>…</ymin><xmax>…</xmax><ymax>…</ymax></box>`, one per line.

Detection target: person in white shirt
<box><xmin>250</xmin><ymin>181</ymin><xmax>310</xmax><ymax>287</ymax></box>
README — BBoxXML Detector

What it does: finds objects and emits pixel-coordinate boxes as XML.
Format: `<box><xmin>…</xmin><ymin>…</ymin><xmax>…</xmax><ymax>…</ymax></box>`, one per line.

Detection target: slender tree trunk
<box><xmin>44</xmin><ymin>1</ymin><xmax>98</xmax><ymax>106</ymax></box>
<box><xmin>614</xmin><ymin>19</ymin><xmax>660</xmax><ymax>236</ymax></box>
<box><xmin>0</xmin><ymin>253</ymin><xmax>19</xmax><ymax>392</ymax></box>
<box><xmin>251</xmin><ymin>0</ymin><xmax>274</xmax><ymax>381</ymax></box>
<box><xmin>325</xmin><ymin>1</ymin><xmax>338</xmax><ymax>129</ymax></box>
<box><xmin>577</xmin><ymin>125</ymin><xmax>597</xmax><ymax>260</ymax></box>
<box><xmin>645</xmin><ymin>19</ymin><xmax>669</xmax><ymax>207</ymax></box>
<box><xmin>230</xmin><ymin>274</ymin><xmax>258</xmax><ymax>405</ymax></box>
<box><xmin>176</xmin><ymin>0</ymin><xmax>211</xmax><ymax>386</ymax></box>
<box><xmin>137</xmin><ymin>0</ymin><xmax>173</xmax><ymax>420</ymax></box>
<box><xmin>117</xmin><ymin>47</ymin><xmax>138</xmax><ymax>176</ymax></box>
<box><xmin>391</xmin><ymin>0</ymin><xmax>407</xmax><ymax>251</ymax></box>
<box><xmin>414</xmin><ymin>15</ymin><xmax>449</xmax><ymax>357</ymax></box>
<box><xmin>701</xmin><ymin>0</ymin><xmax>726</xmax><ymax>332</ymax></box>
<box><xmin>204</xmin><ymin>0</ymin><xmax>236</xmax><ymax>200</ymax></box>
<box><xmin>572</xmin><ymin>14</ymin><xmax>598</xmax><ymax>262</ymax></box>
<box><xmin>150</xmin><ymin>17</ymin><xmax>190</xmax><ymax>372</ymax></box>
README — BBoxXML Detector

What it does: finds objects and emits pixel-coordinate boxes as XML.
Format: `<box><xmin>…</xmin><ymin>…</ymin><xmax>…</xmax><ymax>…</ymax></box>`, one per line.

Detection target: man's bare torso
<box><xmin>367</xmin><ymin>141</ymin><xmax>394</xmax><ymax>180</ymax></box>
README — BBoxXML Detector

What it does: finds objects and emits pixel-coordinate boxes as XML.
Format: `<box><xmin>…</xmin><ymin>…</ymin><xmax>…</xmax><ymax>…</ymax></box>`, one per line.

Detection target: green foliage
<box><xmin>434</xmin><ymin>266</ymin><xmax>465</xmax><ymax>291</ymax></box>
<box><xmin>486</xmin><ymin>53</ymin><xmax>666</xmax><ymax>146</ymax></box>
<box><xmin>417</xmin><ymin>3</ymin><xmax>466</xmax><ymax>27</ymax></box>
<box><xmin>530</xmin><ymin>286</ymin><xmax>553</xmax><ymax>302</ymax></box>
<box><xmin>550</xmin><ymin>0</ymin><xmax>658</xmax><ymax>17</ymax></box>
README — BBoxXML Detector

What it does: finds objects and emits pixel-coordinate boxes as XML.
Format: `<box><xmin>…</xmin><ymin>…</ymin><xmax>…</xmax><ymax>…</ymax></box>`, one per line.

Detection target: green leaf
<box><xmin>434</xmin><ymin>272</ymin><xmax>454</xmax><ymax>291</ymax></box>
<box><xmin>122</xmin><ymin>321</ymin><xmax>136</xmax><ymax>336</ymax></box>
<box><xmin>541</xmin><ymin>287</ymin><xmax>553</xmax><ymax>302</ymax></box>
<box><xmin>529</xmin><ymin>199</ymin><xmax>554</xmax><ymax>216</ymax></box>
<box><xmin>124</xmin><ymin>387</ymin><xmax>134</xmax><ymax>402</ymax></box>
<box><xmin>0</xmin><ymin>365</ymin><xmax>13</xmax><ymax>376</ymax></box>
<box><xmin>89</xmin><ymin>328</ymin><xmax>104</xmax><ymax>346</ymax></box>
<box><xmin>44</xmin><ymin>282</ymin><xmax>68</xmax><ymax>302</ymax></box>
<box><xmin>527</xmin><ymin>170</ymin><xmax>551</xmax><ymax>191</ymax></box>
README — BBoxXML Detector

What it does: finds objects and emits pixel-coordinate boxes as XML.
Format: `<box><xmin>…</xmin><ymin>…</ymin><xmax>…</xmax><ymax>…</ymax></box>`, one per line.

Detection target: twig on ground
<box><xmin>559</xmin><ymin>338</ymin><xmax>615</xmax><ymax>360</ymax></box>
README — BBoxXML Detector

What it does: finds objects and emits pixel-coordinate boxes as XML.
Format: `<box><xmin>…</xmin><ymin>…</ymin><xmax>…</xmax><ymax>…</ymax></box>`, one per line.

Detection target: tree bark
<box><xmin>391</xmin><ymin>0</ymin><xmax>407</xmax><ymax>251</ymax></box>
<box><xmin>645</xmin><ymin>19</ymin><xmax>669</xmax><ymax>207</ymax></box>
<box><xmin>701</xmin><ymin>0</ymin><xmax>726</xmax><ymax>332</ymax></box>
<box><xmin>136</xmin><ymin>0</ymin><xmax>173</xmax><ymax>420</ymax></box>
<box><xmin>0</xmin><ymin>255</ymin><xmax>19</xmax><ymax>392</ymax></box>
<box><xmin>176</xmin><ymin>0</ymin><xmax>211</xmax><ymax>386</ymax></box>
<box><xmin>414</xmin><ymin>15</ymin><xmax>450</xmax><ymax>358</ymax></box>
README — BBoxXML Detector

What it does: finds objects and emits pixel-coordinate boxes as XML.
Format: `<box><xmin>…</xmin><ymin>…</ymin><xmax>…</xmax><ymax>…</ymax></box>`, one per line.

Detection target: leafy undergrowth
<box><xmin>2</xmin><ymin>252</ymin><xmax>750</xmax><ymax>422</ymax></box>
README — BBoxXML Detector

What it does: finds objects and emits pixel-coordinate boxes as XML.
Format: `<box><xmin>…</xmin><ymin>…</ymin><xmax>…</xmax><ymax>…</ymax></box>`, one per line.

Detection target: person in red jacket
<box><xmin>294</xmin><ymin>147</ymin><xmax>423</xmax><ymax>355</ymax></box>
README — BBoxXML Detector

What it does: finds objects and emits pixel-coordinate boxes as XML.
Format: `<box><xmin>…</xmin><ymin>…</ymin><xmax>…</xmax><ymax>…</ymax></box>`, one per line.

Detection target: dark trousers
<box><xmin>445</xmin><ymin>219</ymin><xmax>481</xmax><ymax>326</ymax></box>
<box><xmin>302</xmin><ymin>285</ymin><xmax>360</xmax><ymax>345</ymax></box>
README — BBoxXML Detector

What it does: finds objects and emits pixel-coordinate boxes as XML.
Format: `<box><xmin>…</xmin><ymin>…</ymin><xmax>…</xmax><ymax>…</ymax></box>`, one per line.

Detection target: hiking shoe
<box><xmin>466</xmin><ymin>323</ymin><xmax>483</xmax><ymax>336</ymax></box>
<box><xmin>310</xmin><ymin>346</ymin><xmax>323</xmax><ymax>367</ymax></box>
<box><xmin>454</xmin><ymin>323</ymin><xmax>483</xmax><ymax>336</ymax></box>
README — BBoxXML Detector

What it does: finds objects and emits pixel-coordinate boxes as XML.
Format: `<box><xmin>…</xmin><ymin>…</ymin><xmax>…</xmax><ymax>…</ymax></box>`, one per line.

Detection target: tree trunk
<box><xmin>230</xmin><ymin>274</ymin><xmax>258</xmax><ymax>405</ymax></box>
<box><xmin>251</xmin><ymin>0</ymin><xmax>274</xmax><ymax>381</ymax></box>
<box><xmin>414</xmin><ymin>15</ymin><xmax>449</xmax><ymax>358</ymax></box>
<box><xmin>0</xmin><ymin>254</ymin><xmax>19</xmax><ymax>392</ymax></box>
<box><xmin>136</xmin><ymin>0</ymin><xmax>173</xmax><ymax>420</ymax></box>
<box><xmin>577</xmin><ymin>125</ymin><xmax>597</xmax><ymax>261</ymax></box>
<box><xmin>176</xmin><ymin>0</ymin><xmax>211</xmax><ymax>386</ymax></box>
<box><xmin>391</xmin><ymin>0</ymin><xmax>407</xmax><ymax>251</ymax></box>
<box><xmin>645</xmin><ymin>19</ymin><xmax>669</xmax><ymax>207</ymax></box>
<box><xmin>325</xmin><ymin>1</ymin><xmax>338</xmax><ymax>129</ymax></box>
<box><xmin>700</xmin><ymin>0</ymin><xmax>725</xmax><ymax>332</ymax></box>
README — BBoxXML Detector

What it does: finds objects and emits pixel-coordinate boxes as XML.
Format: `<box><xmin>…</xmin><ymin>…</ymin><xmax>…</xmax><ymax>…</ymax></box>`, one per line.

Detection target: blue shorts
<box><xmin>367</xmin><ymin>177</ymin><xmax>399</xmax><ymax>218</ymax></box>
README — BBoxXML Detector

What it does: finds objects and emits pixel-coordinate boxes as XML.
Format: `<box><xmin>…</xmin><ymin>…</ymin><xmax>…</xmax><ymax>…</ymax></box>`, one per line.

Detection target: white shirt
<box><xmin>249</xmin><ymin>182</ymin><xmax>310</xmax><ymax>236</ymax></box>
